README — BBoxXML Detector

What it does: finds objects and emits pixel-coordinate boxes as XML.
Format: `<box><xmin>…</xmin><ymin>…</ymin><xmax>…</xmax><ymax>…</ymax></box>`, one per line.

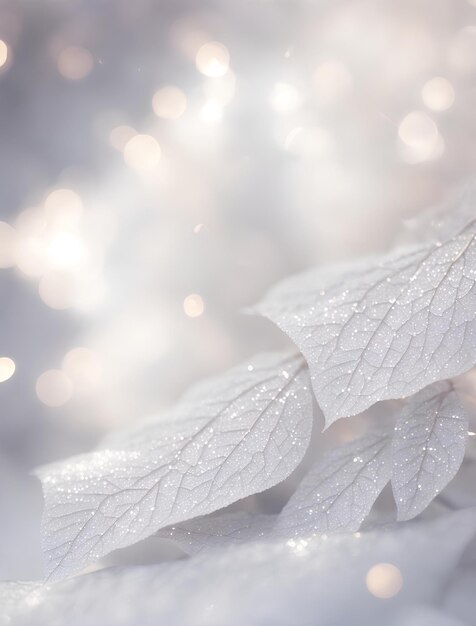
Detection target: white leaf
<box><xmin>159</xmin><ymin>511</ymin><xmax>277</xmax><ymax>554</ymax></box>
<box><xmin>3</xmin><ymin>509</ymin><xmax>476</xmax><ymax>626</ymax></box>
<box><xmin>254</xmin><ymin>214</ymin><xmax>476</xmax><ymax>424</ymax></box>
<box><xmin>36</xmin><ymin>352</ymin><xmax>313</xmax><ymax>581</ymax></box>
<box><xmin>391</xmin><ymin>382</ymin><xmax>468</xmax><ymax>521</ymax></box>
<box><xmin>276</xmin><ymin>431</ymin><xmax>392</xmax><ymax>535</ymax></box>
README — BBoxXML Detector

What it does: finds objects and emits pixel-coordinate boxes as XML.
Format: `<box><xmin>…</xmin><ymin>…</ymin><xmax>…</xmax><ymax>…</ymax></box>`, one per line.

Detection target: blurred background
<box><xmin>0</xmin><ymin>0</ymin><xmax>475</xmax><ymax>581</ymax></box>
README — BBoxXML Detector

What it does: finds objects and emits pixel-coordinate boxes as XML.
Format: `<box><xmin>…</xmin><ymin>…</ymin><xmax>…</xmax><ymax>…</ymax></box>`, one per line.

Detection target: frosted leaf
<box><xmin>36</xmin><ymin>352</ymin><xmax>313</xmax><ymax>581</ymax></box>
<box><xmin>276</xmin><ymin>431</ymin><xmax>392</xmax><ymax>535</ymax></box>
<box><xmin>159</xmin><ymin>511</ymin><xmax>277</xmax><ymax>554</ymax></box>
<box><xmin>254</xmin><ymin>213</ymin><xmax>476</xmax><ymax>424</ymax></box>
<box><xmin>391</xmin><ymin>382</ymin><xmax>468</xmax><ymax>521</ymax></box>
<box><xmin>3</xmin><ymin>509</ymin><xmax>476</xmax><ymax>626</ymax></box>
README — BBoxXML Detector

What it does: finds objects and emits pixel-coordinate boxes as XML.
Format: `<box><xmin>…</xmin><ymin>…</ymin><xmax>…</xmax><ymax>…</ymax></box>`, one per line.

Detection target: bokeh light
<box><xmin>36</xmin><ymin>369</ymin><xmax>73</xmax><ymax>407</ymax></box>
<box><xmin>398</xmin><ymin>111</ymin><xmax>442</xmax><ymax>162</ymax></box>
<box><xmin>45</xmin><ymin>232</ymin><xmax>86</xmax><ymax>270</ymax></box>
<box><xmin>152</xmin><ymin>86</ymin><xmax>187</xmax><ymax>120</ymax></box>
<box><xmin>0</xmin><ymin>357</ymin><xmax>16</xmax><ymax>383</ymax></box>
<box><xmin>366</xmin><ymin>563</ymin><xmax>403</xmax><ymax>599</ymax></box>
<box><xmin>15</xmin><ymin>235</ymin><xmax>46</xmax><ymax>277</ymax></box>
<box><xmin>123</xmin><ymin>134</ymin><xmax>162</xmax><ymax>171</ymax></box>
<box><xmin>421</xmin><ymin>77</ymin><xmax>455</xmax><ymax>112</ymax></box>
<box><xmin>44</xmin><ymin>189</ymin><xmax>83</xmax><ymax>227</ymax></box>
<box><xmin>195</xmin><ymin>41</ymin><xmax>230</xmax><ymax>77</ymax></box>
<box><xmin>0</xmin><ymin>40</ymin><xmax>9</xmax><ymax>69</ymax></box>
<box><xmin>183</xmin><ymin>294</ymin><xmax>205</xmax><ymax>317</ymax></box>
<box><xmin>57</xmin><ymin>46</ymin><xmax>94</xmax><ymax>80</ymax></box>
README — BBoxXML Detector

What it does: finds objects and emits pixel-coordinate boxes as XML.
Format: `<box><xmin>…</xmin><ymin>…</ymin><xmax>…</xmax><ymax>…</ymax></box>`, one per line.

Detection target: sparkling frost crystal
<box><xmin>36</xmin><ymin>352</ymin><xmax>313</xmax><ymax>580</ymax></box>
<box><xmin>254</xmin><ymin>214</ymin><xmax>476</xmax><ymax>424</ymax></box>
